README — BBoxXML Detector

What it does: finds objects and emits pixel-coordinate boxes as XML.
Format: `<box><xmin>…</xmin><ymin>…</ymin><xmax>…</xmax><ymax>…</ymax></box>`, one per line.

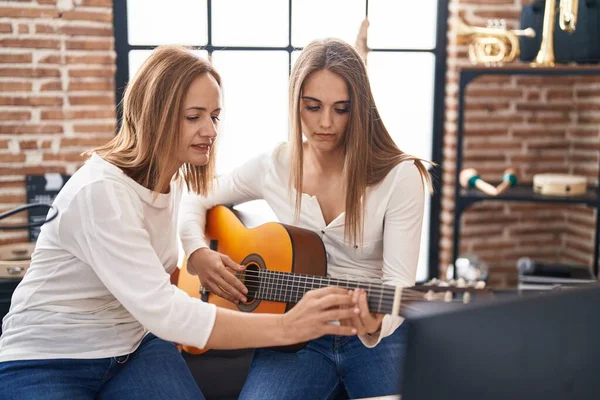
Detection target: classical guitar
<box><xmin>177</xmin><ymin>205</ymin><xmax>490</xmax><ymax>354</ymax></box>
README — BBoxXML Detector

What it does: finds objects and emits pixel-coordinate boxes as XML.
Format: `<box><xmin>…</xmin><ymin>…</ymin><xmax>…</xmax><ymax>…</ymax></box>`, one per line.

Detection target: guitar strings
<box><xmin>234</xmin><ymin>270</ymin><xmax>459</xmax><ymax>301</ymax></box>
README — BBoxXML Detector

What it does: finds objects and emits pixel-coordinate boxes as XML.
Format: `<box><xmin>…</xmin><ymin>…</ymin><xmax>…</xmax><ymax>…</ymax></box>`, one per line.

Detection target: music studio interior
<box><xmin>0</xmin><ymin>0</ymin><xmax>599</xmax><ymax>399</ymax></box>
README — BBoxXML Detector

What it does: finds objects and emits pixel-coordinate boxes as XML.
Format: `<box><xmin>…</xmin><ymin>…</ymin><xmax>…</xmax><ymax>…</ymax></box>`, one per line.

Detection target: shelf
<box><xmin>453</xmin><ymin>66</ymin><xmax>600</xmax><ymax>278</ymax></box>
<box><xmin>458</xmin><ymin>185</ymin><xmax>600</xmax><ymax>209</ymax></box>
<box><xmin>458</xmin><ymin>65</ymin><xmax>600</xmax><ymax>87</ymax></box>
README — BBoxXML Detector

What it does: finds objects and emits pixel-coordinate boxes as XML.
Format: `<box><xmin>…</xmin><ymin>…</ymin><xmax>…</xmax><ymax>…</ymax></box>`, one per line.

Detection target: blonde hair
<box><xmin>86</xmin><ymin>45</ymin><xmax>221</xmax><ymax>196</ymax></box>
<box><xmin>289</xmin><ymin>38</ymin><xmax>433</xmax><ymax>245</ymax></box>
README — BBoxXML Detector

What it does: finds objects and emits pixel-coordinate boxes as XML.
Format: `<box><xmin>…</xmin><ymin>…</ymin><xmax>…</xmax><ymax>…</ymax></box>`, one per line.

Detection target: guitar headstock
<box><xmin>408</xmin><ymin>278</ymin><xmax>493</xmax><ymax>305</ymax></box>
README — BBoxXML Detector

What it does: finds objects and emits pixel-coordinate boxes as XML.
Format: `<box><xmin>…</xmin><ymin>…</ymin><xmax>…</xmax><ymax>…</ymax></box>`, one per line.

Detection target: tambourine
<box><xmin>533</xmin><ymin>173</ymin><xmax>587</xmax><ymax>196</ymax></box>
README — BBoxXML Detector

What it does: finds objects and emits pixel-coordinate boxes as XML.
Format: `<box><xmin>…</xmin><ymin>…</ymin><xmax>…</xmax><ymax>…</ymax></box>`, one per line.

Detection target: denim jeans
<box><xmin>0</xmin><ymin>333</ymin><xmax>204</xmax><ymax>400</ymax></box>
<box><xmin>239</xmin><ymin>322</ymin><xmax>408</xmax><ymax>400</ymax></box>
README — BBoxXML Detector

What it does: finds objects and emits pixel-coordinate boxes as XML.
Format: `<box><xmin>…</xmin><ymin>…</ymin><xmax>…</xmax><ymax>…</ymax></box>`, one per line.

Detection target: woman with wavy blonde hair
<box><xmin>0</xmin><ymin>45</ymin><xmax>359</xmax><ymax>399</ymax></box>
<box><xmin>180</xmin><ymin>38</ymin><xmax>433</xmax><ymax>398</ymax></box>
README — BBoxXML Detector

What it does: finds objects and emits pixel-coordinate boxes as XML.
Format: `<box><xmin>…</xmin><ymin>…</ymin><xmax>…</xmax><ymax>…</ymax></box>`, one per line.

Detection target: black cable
<box><xmin>0</xmin><ymin>203</ymin><xmax>58</xmax><ymax>230</ymax></box>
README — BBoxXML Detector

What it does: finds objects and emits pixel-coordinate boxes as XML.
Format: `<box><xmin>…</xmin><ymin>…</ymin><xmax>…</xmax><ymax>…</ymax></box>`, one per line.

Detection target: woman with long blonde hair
<box><xmin>0</xmin><ymin>45</ymin><xmax>359</xmax><ymax>399</ymax></box>
<box><xmin>180</xmin><ymin>38</ymin><xmax>433</xmax><ymax>398</ymax></box>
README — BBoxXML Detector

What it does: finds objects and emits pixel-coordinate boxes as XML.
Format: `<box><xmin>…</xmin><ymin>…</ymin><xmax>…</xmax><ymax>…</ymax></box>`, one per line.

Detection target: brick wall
<box><xmin>0</xmin><ymin>0</ymin><xmax>115</xmax><ymax>245</ymax></box>
<box><xmin>440</xmin><ymin>0</ymin><xmax>600</xmax><ymax>287</ymax></box>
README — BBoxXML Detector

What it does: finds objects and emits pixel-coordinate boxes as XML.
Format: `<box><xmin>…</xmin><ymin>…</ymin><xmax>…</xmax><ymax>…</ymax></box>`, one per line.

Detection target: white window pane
<box><xmin>212</xmin><ymin>0</ymin><xmax>288</xmax><ymax>47</ymax></box>
<box><xmin>367</xmin><ymin>0</ymin><xmax>438</xmax><ymax>49</ymax></box>
<box><xmin>367</xmin><ymin>52</ymin><xmax>435</xmax><ymax>161</ymax></box>
<box><xmin>292</xmin><ymin>0</ymin><xmax>365</xmax><ymax>48</ymax></box>
<box><xmin>127</xmin><ymin>0</ymin><xmax>207</xmax><ymax>45</ymax></box>
<box><xmin>368</xmin><ymin>52</ymin><xmax>435</xmax><ymax>282</ymax></box>
<box><xmin>128</xmin><ymin>49</ymin><xmax>209</xmax><ymax>78</ymax></box>
<box><xmin>210</xmin><ymin>51</ymin><xmax>289</xmax><ymax>176</ymax></box>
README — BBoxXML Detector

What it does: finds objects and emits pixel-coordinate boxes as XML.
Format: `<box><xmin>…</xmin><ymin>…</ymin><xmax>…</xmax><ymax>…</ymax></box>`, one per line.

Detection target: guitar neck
<box><xmin>241</xmin><ymin>269</ymin><xmax>400</xmax><ymax>316</ymax></box>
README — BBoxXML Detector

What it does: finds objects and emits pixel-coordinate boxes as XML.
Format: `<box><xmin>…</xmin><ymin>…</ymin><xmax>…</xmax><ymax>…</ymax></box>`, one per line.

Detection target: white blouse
<box><xmin>179</xmin><ymin>143</ymin><xmax>425</xmax><ymax>347</ymax></box>
<box><xmin>0</xmin><ymin>154</ymin><xmax>216</xmax><ymax>362</ymax></box>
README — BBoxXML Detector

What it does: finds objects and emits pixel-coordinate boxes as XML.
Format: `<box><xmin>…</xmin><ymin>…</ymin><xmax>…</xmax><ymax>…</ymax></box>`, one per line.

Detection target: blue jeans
<box><xmin>239</xmin><ymin>322</ymin><xmax>408</xmax><ymax>400</ymax></box>
<box><xmin>0</xmin><ymin>333</ymin><xmax>204</xmax><ymax>400</ymax></box>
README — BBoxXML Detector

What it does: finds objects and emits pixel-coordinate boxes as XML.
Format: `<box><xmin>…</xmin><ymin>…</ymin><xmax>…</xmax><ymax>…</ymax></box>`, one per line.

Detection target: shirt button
<box><xmin>321</xmin><ymin>230</ymin><xmax>325</xmax><ymax>234</ymax></box>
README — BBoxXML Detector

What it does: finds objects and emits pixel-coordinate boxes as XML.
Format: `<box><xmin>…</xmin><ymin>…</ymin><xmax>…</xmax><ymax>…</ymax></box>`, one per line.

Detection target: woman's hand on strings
<box><xmin>282</xmin><ymin>287</ymin><xmax>360</xmax><ymax>342</ymax></box>
<box><xmin>340</xmin><ymin>288</ymin><xmax>384</xmax><ymax>336</ymax></box>
<box><xmin>187</xmin><ymin>248</ymin><xmax>248</xmax><ymax>304</ymax></box>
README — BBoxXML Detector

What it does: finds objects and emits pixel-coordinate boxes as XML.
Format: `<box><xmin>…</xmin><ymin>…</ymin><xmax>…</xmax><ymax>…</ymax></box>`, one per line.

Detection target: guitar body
<box><xmin>178</xmin><ymin>205</ymin><xmax>327</xmax><ymax>354</ymax></box>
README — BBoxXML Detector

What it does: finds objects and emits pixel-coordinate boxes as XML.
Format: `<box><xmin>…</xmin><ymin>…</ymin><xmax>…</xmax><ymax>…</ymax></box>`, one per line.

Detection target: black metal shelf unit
<box><xmin>452</xmin><ymin>66</ymin><xmax>600</xmax><ymax>278</ymax></box>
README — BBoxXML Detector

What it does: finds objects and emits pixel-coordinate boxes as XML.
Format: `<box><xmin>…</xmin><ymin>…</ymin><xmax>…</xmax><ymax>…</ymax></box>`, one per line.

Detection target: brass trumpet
<box><xmin>457</xmin><ymin>18</ymin><xmax>536</xmax><ymax>65</ymax></box>
<box><xmin>532</xmin><ymin>0</ymin><xmax>579</xmax><ymax>67</ymax></box>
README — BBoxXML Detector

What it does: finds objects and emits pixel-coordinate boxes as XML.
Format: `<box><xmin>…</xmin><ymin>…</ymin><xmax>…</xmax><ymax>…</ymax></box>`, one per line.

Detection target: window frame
<box><xmin>112</xmin><ymin>0</ymin><xmax>449</xmax><ymax>280</ymax></box>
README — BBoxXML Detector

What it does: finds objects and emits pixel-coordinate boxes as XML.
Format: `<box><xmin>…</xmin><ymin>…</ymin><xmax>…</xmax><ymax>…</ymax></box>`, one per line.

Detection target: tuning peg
<box><xmin>463</xmin><ymin>292</ymin><xmax>472</xmax><ymax>304</ymax></box>
<box><xmin>444</xmin><ymin>291</ymin><xmax>453</xmax><ymax>303</ymax></box>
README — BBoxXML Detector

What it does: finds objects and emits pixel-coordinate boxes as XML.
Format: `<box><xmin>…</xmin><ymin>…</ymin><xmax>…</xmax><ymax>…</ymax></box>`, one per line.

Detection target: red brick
<box><xmin>66</xmin><ymin>54</ymin><xmax>114</xmax><ymax>65</ymax></box>
<box><xmin>0</xmin><ymin>67</ymin><xmax>60</xmax><ymax>78</ymax></box>
<box><xmin>69</xmin><ymin>95</ymin><xmax>113</xmax><ymax>106</ymax></box>
<box><xmin>0</xmin><ymin>111</ymin><xmax>31</xmax><ymax>121</ymax></box>
<box><xmin>35</xmin><ymin>24</ymin><xmax>58</xmax><ymax>34</ymax></box>
<box><xmin>38</xmin><ymin>54</ymin><xmax>63</xmax><ymax>64</ymax></box>
<box><xmin>0</xmin><ymin>53</ymin><xmax>33</xmax><ymax>64</ymax></box>
<box><xmin>0</xmin><ymin>154</ymin><xmax>26</xmax><ymax>163</ymax></box>
<box><xmin>0</xmin><ymin>38</ymin><xmax>60</xmax><ymax>50</ymax></box>
<box><xmin>18</xmin><ymin>24</ymin><xmax>29</xmax><ymax>34</ymax></box>
<box><xmin>68</xmin><ymin>68</ymin><xmax>114</xmax><ymax>79</ymax></box>
<box><xmin>465</xmin><ymin>102</ymin><xmax>511</xmax><ymax>112</ymax></box>
<box><xmin>61</xmin><ymin>10</ymin><xmax>112</xmax><ymax>23</ymax></box>
<box><xmin>577</xmin><ymin>89</ymin><xmax>600</xmax><ymax>99</ymax></box>
<box><xmin>81</xmin><ymin>0</ymin><xmax>112</xmax><ymax>6</ymax></box>
<box><xmin>73</xmin><ymin>123</ymin><xmax>115</xmax><ymax>134</ymax></box>
<box><xmin>61</xmin><ymin>26</ymin><xmax>113</xmax><ymax>37</ymax></box>
<box><xmin>68</xmin><ymin>80</ymin><xmax>113</xmax><ymax>91</ymax></box>
<box><xmin>0</xmin><ymin>96</ymin><xmax>63</xmax><ymax>106</ymax></box>
<box><xmin>0</xmin><ymin>166</ymin><xmax>66</xmax><ymax>175</ymax></box>
<box><xmin>475</xmin><ymin>10</ymin><xmax>521</xmax><ymax>19</ymax></box>
<box><xmin>19</xmin><ymin>140</ymin><xmax>38</xmax><ymax>150</ymax></box>
<box><xmin>0</xmin><ymin>124</ymin><xmax>63</xmax><ymax>134</ymax></box>
<box><xmin>66</xmin><ymin>39</ymin><xmax>113</xmax><ymax>51</ymax></box>
<box><xmin>0</xmin><ymin>7</ymin><xmax>59</xmax><ymax>18</ymax></box>
<box><xmin>60</xmin><ymin>137</ymin><xmax>111</xmax><ymax>147</ymax></box>
<box><xmin>41</xmin><ymin>108</ymin><xmax>115</xmax><ymax>120</ymax></box>
<box><xmin>0</xmin><ymin>23</ymin><xmax>12</xmax><ymax>33</ymax></box>
<box><xmin>40</xmin><ymin>81</ymin><xmax>63</xmax><ymax>91</ymax></box>
<box><xmin>526</xmin><ymin>113</ymin><xmax>570</xmax><ymax>124</ymax></box>
<box><xmin>512</xmin><ymin>128</ymin><xmax>566</xmax><ymax>138</ymax></box>
<box><xmin>43</xmin><ymin>153</ymin><xmax>84</xmax><ymax>162</ymax></box>
<box><xmin>38</xmin><ymin>0</ymin><xmax>57</xmax><ymax>4</ymax></box>
<box><xmin>576</xmin><ymin>103</ymin><xmax>600</xmax><ymax>112</ymax></box>
<box><xmin>0</xmin><ymin>82</ymin><xmax>32</xmax><ymax>91</ymax></box>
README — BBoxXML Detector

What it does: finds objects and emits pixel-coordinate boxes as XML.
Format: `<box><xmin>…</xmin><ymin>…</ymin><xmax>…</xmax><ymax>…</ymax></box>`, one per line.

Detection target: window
<box><xmin>113</xmin><ymin>0</ymin><xmax>448</xmax><ymax>281</ymax></box>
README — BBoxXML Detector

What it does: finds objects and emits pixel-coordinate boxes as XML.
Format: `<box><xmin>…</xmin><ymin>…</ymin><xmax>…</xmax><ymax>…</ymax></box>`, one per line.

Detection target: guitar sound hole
<box><xmin>243</xmin><ymin>263</ymin><xmax>261</xmax><ymax>302</ymax></box>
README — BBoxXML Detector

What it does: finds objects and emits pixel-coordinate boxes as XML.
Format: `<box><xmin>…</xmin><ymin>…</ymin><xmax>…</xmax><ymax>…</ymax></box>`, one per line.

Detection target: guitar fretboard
<box><xmin>239</xmin><ymin>269</ymin><xmax>398</xmax><ymax>315</ymax></box>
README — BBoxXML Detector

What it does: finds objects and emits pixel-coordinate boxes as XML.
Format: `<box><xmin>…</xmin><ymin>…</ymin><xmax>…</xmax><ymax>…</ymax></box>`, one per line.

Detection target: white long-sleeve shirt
<box><xmin>179</xmin><ymin>143</ymin><xmax>425</xmax><ymax>347</ymax></box>
<box><xmin>0</xmin><ymin>154</ymin><xmax>216</xmax><ymax>362</ymax></box>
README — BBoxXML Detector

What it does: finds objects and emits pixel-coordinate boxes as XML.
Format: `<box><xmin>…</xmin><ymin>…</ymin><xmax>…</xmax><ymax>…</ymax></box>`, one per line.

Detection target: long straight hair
<box><xmin>85</xmin><ymin>45</ymin><xmax>221</xmax><ymax>196</ymax></box>
<box><xmin>289</xmin><ymin>38</ymin><xmax>433</xmax><ymax>245</ymax></box>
